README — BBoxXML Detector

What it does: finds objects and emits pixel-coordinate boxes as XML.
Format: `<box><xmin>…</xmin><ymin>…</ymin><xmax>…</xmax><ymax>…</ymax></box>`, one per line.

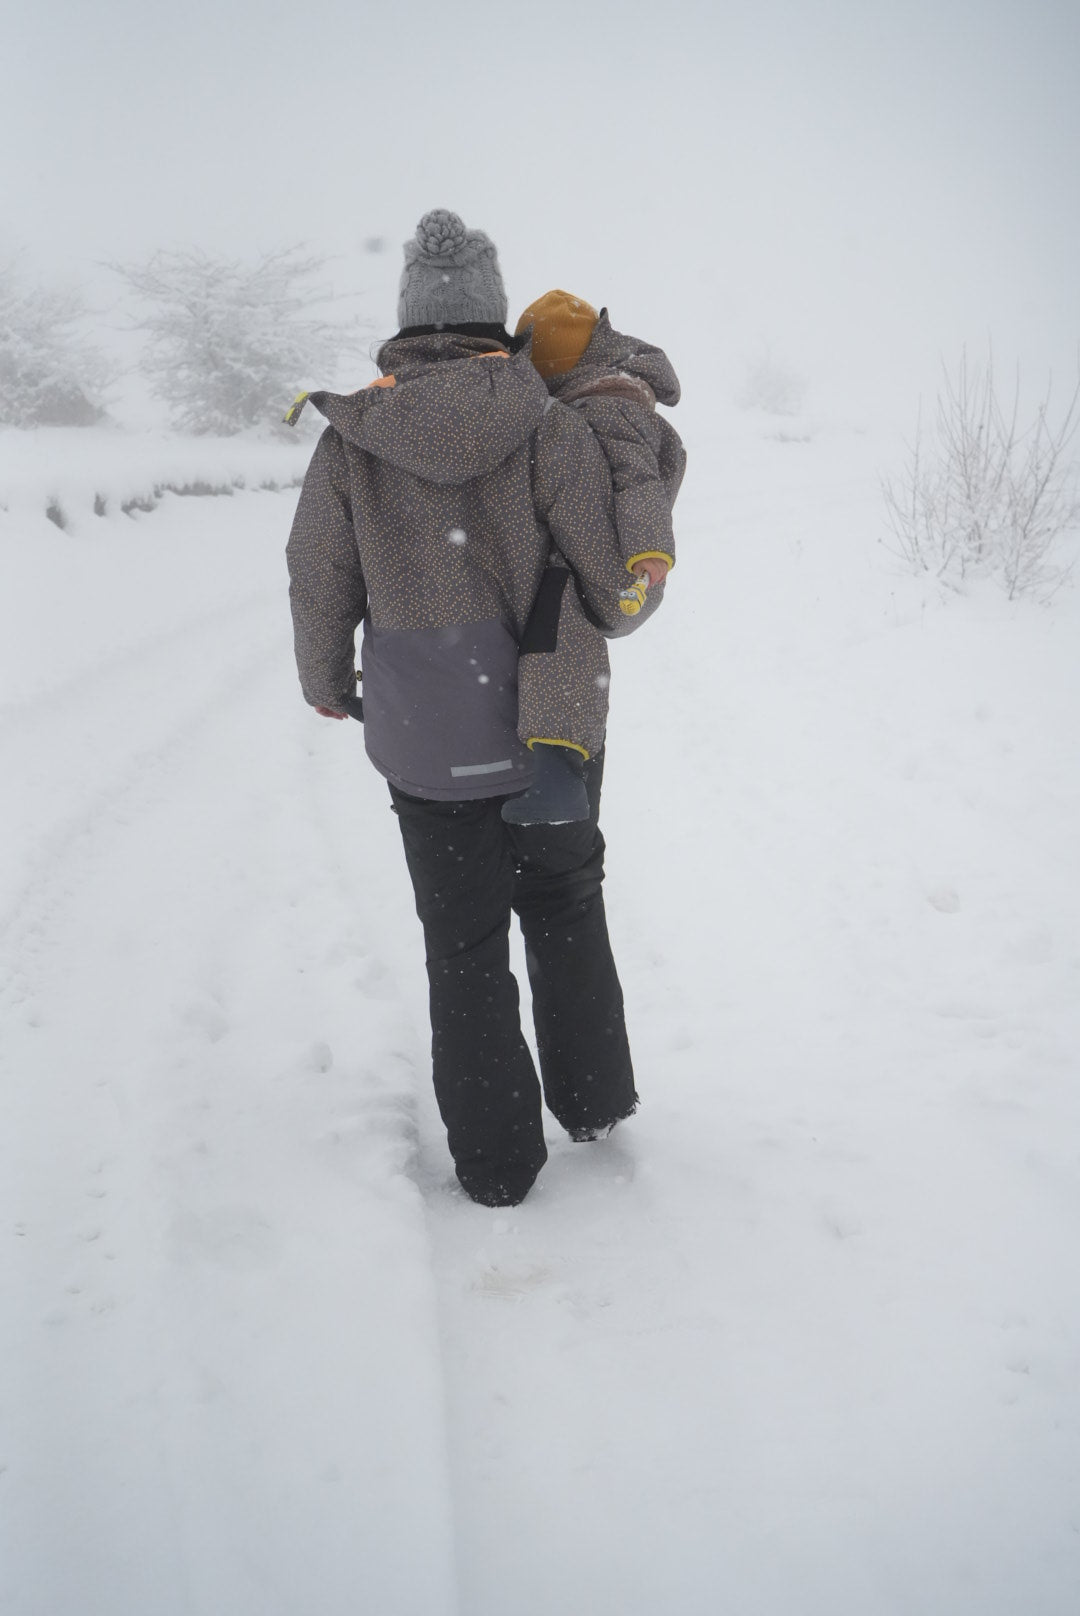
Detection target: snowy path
<box><xmin>3</xmin><ymin>446</ymin><xmax>1080</xmax><ymax>1614</ymax></box>
<box><xmin>2</xmin><ymin>495</ymin><xmax>454</xmax><ymax>1615</ymax></box>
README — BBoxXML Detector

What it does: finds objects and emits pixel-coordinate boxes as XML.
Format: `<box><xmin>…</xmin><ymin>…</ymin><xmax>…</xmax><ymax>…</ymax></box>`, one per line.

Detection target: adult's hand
<box><xmin>314</xmin><ymin>705</ymin><xmax>347</xmax><ymax>720</ymax></box>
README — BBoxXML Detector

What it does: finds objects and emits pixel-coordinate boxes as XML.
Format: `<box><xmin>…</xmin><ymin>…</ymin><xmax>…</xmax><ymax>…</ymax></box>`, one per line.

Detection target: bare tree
<box><xmin>0</xmin><ymin>256</ymin><xmax>110</xmax><ymax>427</ymax></box>
<box><xmin>735</xmin><ymin>343</ymin><xmax>806</xmax><ymax>417</ymax></box>
<box><xmin>112</xmin><ymin>246</ymin><xmax>354</xmax><ymax>436</ymax></box>
<box><xmin>883</xmin><ymin>349</ymin><xmax>1080</xmax><ymax>600</ymax></box>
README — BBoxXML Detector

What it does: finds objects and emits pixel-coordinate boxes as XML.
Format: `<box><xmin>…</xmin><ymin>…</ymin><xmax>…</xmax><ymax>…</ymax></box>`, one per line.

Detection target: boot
<box><xmin>501</xmin><ymin>744</ymin><xmax>589</xmax><ymax>826</ymax></box>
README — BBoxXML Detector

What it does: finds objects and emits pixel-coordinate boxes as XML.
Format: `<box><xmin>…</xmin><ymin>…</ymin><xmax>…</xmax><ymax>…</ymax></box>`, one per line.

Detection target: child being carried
<box><xmin>504</xmin><ymin>289</ymin><xmax>686</xmax><ymax>825</ymax></box>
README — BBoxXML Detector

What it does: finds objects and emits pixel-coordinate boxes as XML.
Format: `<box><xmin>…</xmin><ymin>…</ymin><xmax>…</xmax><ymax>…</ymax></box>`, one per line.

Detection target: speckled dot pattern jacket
<box><xmin>286</xmin><ymin>332</ymin><xmax>657</xmax><ymax>800</ymax></box>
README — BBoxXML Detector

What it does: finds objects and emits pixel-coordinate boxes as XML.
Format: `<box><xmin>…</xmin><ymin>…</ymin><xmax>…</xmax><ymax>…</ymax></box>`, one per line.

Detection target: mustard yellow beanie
<box><xmin>515</xmin><ymin>289</ymin><xmax>599</xmax><ymax>380</ymax></box>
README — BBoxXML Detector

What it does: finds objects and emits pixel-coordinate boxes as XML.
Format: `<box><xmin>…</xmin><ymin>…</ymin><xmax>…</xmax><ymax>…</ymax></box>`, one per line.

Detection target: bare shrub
<box><xmin>0</xmin><ymin>256</ymin><xmax>110</xmax><ymax>427</ymax></box>
<box><xmin>112</xmin><ymin>246</ymin><xmax>354</xmax><ymax>436</ymax></box>
<box><xmin>736</xmin><ymin>346</ymin><xmax>806</xmax><ymax>417</ymax></box>
<box><xmin>883</xmin><ymin>350</ymin><xmax>1080</xmax><ymax>600</ymax></box>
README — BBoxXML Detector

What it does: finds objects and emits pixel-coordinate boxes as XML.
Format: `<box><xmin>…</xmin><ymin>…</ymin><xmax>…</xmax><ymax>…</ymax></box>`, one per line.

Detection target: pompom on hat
<box><xmin>397</xmin><ymin>209</ymin><xmax>508</xmax><ymax>329</ymax></box>
<box><xmin>515</xmin><ymin>289</ymin><xmax>599</xmax><ymax>379</ymax></box>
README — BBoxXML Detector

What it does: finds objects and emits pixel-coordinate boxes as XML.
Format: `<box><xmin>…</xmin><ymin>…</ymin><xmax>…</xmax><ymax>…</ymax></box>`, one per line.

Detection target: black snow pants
<box><xmin>389</xmin><ymin>753</ymin><xmax>637</xmax><ymax>1204</ymax></box>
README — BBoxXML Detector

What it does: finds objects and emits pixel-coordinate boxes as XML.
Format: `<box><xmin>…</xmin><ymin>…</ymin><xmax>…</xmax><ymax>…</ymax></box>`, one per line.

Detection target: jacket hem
<box><xmin>366</xmin><ymin>742</ymin><xmax>534</xmax><ymax>802</ymax></box>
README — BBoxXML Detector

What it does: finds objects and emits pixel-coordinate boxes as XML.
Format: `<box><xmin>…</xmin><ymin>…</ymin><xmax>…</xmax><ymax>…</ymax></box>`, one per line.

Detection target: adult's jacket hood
<box><xmin>306</xmin><ymin>334</ymin><xmax>549</xmax><ymax>487</ymax></box>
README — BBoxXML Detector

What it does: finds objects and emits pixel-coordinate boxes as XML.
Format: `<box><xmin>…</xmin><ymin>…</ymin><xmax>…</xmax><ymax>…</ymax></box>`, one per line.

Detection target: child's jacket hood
<box><xmin>548</xmin><ymin>311</ymin><xmax>682</xmax><ymax>409</ymax></box>
<box><xmin>305</xmin><ymin>333</ymin><xmax>549</xmax><ymax>487</ymax></box>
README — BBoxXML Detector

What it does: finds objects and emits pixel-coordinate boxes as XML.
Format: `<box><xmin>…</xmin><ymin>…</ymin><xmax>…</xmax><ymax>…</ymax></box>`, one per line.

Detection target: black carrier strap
<box><xmin>519</xmin><ymin>564</ymin><xmax>570</xmax><ymax>655</ymax></box>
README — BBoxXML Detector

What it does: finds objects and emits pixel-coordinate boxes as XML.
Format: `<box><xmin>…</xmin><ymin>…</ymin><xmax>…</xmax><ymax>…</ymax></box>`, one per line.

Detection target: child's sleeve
<box><xmin>532</xmin><ymin>403</ymin><xmax>663</xmax><ymax>637</ymax></box>
<box><xmin>570</xmin><ymin>394</ymin><xmax>686</xmax><ymax>576</ymax></box>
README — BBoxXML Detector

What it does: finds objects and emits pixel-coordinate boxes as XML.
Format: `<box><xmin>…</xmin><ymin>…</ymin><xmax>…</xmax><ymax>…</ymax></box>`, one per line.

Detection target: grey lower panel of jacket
<box><xmin>361</xmin><ymin>616</ymin><xmax>536</xmax><ymax>801</ymax></box>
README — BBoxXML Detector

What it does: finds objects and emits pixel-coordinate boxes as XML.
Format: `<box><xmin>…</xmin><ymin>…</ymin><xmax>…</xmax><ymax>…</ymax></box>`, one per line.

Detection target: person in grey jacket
<box><xmin>286</xmin><ymin>209</ymin><xmax>664</xmax><ymax>1207</ymax></box>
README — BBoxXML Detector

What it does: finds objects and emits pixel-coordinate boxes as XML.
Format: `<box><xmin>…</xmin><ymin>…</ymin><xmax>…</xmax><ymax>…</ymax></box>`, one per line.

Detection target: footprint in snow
<box><xmin>168</xmin><ymin>1206</ymin><xmax>282</xmax><ymax>1271</ymax></box>
<box><xmin>180</xmin><ymin>998</ymin><xmax>231</xmax><ymax>1043</ymax></box>
<box><xmin>470</xmin><ymin>1262</ymin><xmax>555</xmax><ymax>1300</ymax></box>
<box><xmin>303</xmin><ymin>1039</ymin><xmax>334</xmax><ymax>1074</ymax></box>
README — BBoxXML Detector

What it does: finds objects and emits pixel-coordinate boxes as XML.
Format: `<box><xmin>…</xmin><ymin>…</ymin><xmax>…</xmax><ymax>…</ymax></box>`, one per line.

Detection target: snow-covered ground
<box><xmin>2</xmin><ymin>413</ymin><xmax>1078</xmax><ymax>1616</ymax></box>
<box><xmin>0</xmin><ymin>426</ymin><xmax>313</xmax><ymax>538</ymax></box>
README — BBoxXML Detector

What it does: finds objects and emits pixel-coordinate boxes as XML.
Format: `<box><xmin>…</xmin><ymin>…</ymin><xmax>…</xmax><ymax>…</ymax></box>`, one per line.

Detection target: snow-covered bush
<box><xmin>0</xmin><ymin>257</ymin><xmax>110</xmax><ymax>427</ymax></box>
<box><xmin>735</xmin><ymin>347</ymin><xmax>806</xmax><ymax>417</ymax></box>
<box><xmin>112</xmin><ymin>246</ymin><xmax>351</xmax><ymax>436</ymax></box>
<box><xmin>883</xmin><ymin>351</ymin><xmax>1080</xmax><ymax>601</ymax></box>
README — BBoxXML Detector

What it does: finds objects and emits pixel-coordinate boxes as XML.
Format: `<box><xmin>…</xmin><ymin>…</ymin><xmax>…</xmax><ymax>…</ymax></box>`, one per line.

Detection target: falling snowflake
<box><xmin>448</xmin><ymin>528</ymin><xmax>467</xmax><ymax>546</ymax></box>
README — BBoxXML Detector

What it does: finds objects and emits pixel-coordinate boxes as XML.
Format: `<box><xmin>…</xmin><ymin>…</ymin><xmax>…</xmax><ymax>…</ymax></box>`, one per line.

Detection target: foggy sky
<box><xmin>6</xmin><ymin>0</ymin><xmax>1078</xmax><ymax>414</ymax></box>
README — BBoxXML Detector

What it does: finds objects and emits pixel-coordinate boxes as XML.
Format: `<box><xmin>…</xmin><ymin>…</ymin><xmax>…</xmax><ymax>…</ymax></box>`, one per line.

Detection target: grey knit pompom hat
<box><xmin>397</xmin><ymin>209</ymin><xmax>508</xmax><ymax>329</ymax></box>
